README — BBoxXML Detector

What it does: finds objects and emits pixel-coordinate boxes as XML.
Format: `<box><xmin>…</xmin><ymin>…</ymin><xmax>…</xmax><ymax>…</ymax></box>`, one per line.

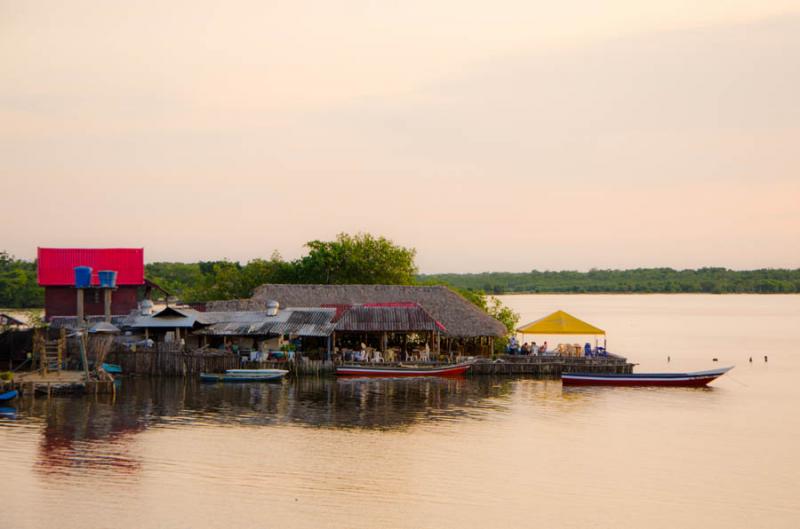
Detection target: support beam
<box><xmin>76</xmin><ymin>288</ymin><xmax>85</xmax><ymax>325</ymax></box>
<box><xmin>103</xmin><ymin>288</ymin><xmax>112</xmax><ymax>322</ymax></box>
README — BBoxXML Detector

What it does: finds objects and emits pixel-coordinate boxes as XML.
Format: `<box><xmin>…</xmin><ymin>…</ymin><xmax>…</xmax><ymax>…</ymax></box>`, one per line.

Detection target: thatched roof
<box><xmin>207</xmin><ymin>284</ymin><xmax>507</xmax><ymax>338</ymax></box>
<box><xmin>335</xmin><ymin>304</ymin><xmax>443</xmax><ymax>333</ymax></box>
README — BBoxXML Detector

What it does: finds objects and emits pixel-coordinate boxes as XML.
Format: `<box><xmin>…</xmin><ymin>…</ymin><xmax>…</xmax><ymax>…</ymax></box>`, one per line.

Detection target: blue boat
<box><xmin>0</xmin><ymin>390</ymin><xmax>19</xmax><ymax>402</ymax></box>
<box><xmin>200</xmin><ymin>369</ymin><xmax>288</xmax><ymax>383</ymax></box>
<box><xmin>0</xmin><ymin>407</ymin><xmax>16</xmax><ymax>419</ymax></box>
<box><xmin>102</xmin><ymin>363</ymin><xmax>123</xmax><ymax>374</ymax></box>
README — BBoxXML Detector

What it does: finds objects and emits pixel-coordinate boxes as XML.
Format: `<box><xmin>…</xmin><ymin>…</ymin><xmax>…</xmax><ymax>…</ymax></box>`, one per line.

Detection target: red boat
<box><xmin>562</xmin><ymin>366</ymin><xmax>733</xmax><ymax>387</ymax></box>
<box><xmin>336</xmin><ymin>362</ymin><xmax>471</xmax><ymax>378</ymax></box>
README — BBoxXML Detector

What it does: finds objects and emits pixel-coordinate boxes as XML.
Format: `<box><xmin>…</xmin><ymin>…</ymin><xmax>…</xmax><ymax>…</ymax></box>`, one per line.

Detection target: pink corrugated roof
<box><xmin>37</xmin><ymin>248</ymin><xmax>145</xmax><ymax>286</ymax></box>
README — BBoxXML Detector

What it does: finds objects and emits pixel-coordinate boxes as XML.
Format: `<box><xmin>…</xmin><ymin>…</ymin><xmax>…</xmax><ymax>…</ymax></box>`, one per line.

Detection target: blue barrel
<box><xmin>74</xmin><ymin>266</ymin><xmax>92</xmax><ymax>288</ymax></box>
<box><xmin>98</xmin><ymin>270</ymin><xmax>117</xmax><ymax>288</ymax></box>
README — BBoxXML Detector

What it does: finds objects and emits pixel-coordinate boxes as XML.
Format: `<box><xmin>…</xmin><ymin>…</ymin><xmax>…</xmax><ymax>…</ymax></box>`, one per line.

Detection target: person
<box><xmin>531</xmin><ymin>341</ymin><xmax>537</xmax><ymax>356</ymax></box>
<box><xmin>539</xmin><ymin>341</ymin><xmax>547</xmax><ymax>354</ymax></box>
<box><xmin>521</xmin><ymin>342</ymin><xmax>530</xmax><ymax>355</ymax></box>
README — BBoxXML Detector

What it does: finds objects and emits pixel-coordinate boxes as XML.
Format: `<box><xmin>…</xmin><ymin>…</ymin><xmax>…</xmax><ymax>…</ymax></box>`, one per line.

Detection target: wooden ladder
<box><xmin>44</xmin><ymin>341</ymin><xmax>62</xmax><ymax>372</ymax></box>
<box><xmin>37</xmin><ymin>328</ymin><xmax>66</xmax><ymax>376</ymax></box>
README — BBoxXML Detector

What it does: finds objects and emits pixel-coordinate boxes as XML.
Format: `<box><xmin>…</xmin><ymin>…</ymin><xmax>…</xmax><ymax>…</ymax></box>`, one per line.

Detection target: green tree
<box><xmin>0</xmin><ymin>251</ymin><xmax>43</xmax><ymax>308</ymax></box>
<box><xmin>294</xmin><ymin>233</ymin><xmax>417</xmax><ymax>284</ymax></box>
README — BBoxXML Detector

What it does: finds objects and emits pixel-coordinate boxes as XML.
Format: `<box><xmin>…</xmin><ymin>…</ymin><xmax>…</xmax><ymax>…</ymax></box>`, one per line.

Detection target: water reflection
<box><xmin>0</xmin><ymin>377</ymin><xmax>521</xmax><ymax>474</ymax></box>
<box><xmin>0</xmin><ymin>376</ymin><xmax>635</xmax><ymax>477</ymax></box>
<box><xmin>117</xmin><ymin>376</ymin><xmax>516</xmax><ymax>429</ymax></box>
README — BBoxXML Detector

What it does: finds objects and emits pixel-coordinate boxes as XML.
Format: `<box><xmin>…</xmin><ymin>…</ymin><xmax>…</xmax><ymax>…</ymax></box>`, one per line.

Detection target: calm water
<box><xmin>2</xmin><ymin>295</ymin><xmax>799</xmax><ymax>529</ymax></box>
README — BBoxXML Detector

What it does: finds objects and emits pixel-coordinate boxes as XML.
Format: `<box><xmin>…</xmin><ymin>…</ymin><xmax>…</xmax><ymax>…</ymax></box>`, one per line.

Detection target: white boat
<box><xmin>225</xmin><ymin>369</ymin><xmax>288</xmax><ymax>376</ymax></box>
<box><xmin>200</xmin><ymin>369</ymin><xmax>288</xmax><ymax>383</ymax></box>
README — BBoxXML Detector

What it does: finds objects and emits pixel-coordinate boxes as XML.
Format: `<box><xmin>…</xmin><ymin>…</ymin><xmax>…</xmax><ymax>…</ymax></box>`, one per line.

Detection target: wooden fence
<box><xmin>106</xmin><ymin>345</ymin><xmax>239</xmax><ymax>376</ymax></box>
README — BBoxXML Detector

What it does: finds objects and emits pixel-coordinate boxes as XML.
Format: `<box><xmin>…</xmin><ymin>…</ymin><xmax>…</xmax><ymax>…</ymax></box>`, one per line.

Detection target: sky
<box><xmin>1</xmin><ymin>1</ymin><xmax>799</xmax><ymax>273</ymax></box>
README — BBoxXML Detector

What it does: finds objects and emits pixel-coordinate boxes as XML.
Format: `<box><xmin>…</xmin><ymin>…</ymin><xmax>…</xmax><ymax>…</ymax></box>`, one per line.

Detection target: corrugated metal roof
<box><xmin>49</xmin><ymin>315</ymin><xmax>128</xmax><ymax>329</ymax></box>
<box><xmin>127</xmin><ymin>306</ymin><xmax>201</xmax><ymax>328</ymax></box>
<box><xmin>335</xmin><ymin>305</ymin><xmax>443</xmax><ymax>332</ymax></box>
<box><xmin>37</xmin><ymin>248</ymin><xmax>145</xmax><ymax>286</ymax></box>
<box><xmin>195</xmin><ymin>308</ymin><xmax>336</xmax><ymax>337</ymax></box>
<box><xmin>0</xmin><ymin>312</ymin><xmax>27</xmax><ymax>326</ymax></box>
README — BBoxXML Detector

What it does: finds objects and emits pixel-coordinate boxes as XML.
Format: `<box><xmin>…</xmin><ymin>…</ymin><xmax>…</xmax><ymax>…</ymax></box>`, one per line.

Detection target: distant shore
<box><xmin>493</xmin><ymin>291</ymin><xmax>800</xmax><ymax>296</ymax></box>
<box><xmin>420</xmin><ymin>268</ymin><xmax>800</xmax><ymax>295</ymax></box>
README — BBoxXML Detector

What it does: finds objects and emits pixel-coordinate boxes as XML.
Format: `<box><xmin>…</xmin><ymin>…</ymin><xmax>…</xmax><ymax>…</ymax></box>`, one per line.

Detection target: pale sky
<box><xmin>1</xmin><ymin>1</ymin><xmax>799</xmax><ymax>272</ymax></box>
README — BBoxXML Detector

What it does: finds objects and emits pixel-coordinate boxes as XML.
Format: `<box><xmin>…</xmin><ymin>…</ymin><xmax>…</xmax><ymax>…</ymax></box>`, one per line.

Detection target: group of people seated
<box><xmin>339</xmin><ymin>343</ymin><xmax>432</xmax><ymax>363</ymax></box>
<box><xmin>506</xmin><ymin>336</ymin><xmax>548</xmax><ymax>355</ymax></box>
<box><xmin>506</xmin><ymin>336</ymin><xmax>608</xmax><ymax>357</ymax></box>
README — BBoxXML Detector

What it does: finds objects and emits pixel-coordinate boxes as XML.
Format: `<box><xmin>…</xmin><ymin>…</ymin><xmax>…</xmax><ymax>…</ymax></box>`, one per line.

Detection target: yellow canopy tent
<box><xmin>517</xmin><ymin>310</ymin><xmax>605</xmax><ymax>335</ymax></box>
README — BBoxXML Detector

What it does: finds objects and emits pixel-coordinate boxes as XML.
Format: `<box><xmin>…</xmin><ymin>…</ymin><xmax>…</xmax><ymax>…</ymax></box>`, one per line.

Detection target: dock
<box><xmin>468</xmin><ymin>355</ymin><xmax>633</xmax><ymax>375</ymax></box>
<box><xmin>208</xmin><ymin>354</ymin><xmax>632</xmax><ymax>378</ymax></box>
<box><xmin>10</xmin><ymin>370</ymin><xmax>115</xmax><ymax>396</ymax></box>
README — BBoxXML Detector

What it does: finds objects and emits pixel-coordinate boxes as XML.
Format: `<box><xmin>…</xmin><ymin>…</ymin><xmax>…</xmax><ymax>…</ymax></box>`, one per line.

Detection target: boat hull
<box><xmin>200</xmin><ymin>370</ymin><xmax>288</xmax><ymax>383</ymax></box>
<box><xmin>562</xmin><ymin>367</ymin><xmax>733</xmax><ymax>387</ymax></box>
<box><xmin>336</xmin><ymin>363</ymin><xmax>471</xmax><ymax>378</ymax></box>
<box><xmin>0</xmin><ymin>390</ymin><xmax>19</xmax><ymax>402</ymax></box>
<box><xmin>102</xmin><ymin>363</ymin><xmax>122</xmax><ymax>374</ymax></box>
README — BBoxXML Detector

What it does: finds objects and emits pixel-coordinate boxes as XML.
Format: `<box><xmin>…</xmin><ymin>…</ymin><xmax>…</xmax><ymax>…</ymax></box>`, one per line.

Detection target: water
<box><xmin>2</xmin><ymin>295</ymin><xmax>799</xmax><ymax>528</ymax></box>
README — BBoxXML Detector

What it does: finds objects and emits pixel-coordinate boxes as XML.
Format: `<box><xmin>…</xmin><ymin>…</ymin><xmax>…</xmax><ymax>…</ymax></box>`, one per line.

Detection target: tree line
<box><xmin>420</xmin><ymin>268</ymin><xmax>800</xmax><ymax>294</ymax></box>
<box><xmin>2</xmin><ymin>240</ymin><xmax>798</xmax><ymax>321</ymax></box>
<box><xmin>0</xmin><ymin>252</ymin><xmax>42</xmax><ymax>308</ymax></box>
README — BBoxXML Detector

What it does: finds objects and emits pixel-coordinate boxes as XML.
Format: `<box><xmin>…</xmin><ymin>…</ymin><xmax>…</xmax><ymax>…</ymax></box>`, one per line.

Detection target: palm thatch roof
<box><xmin>335</xmin><ymin>304</ymin><xmax>443</xmax><ymax>333</ymax></box>
<box><xmin>207</xmin><ymin>284</ymin><xmax>507</xmax><ymax>338</ymax></box>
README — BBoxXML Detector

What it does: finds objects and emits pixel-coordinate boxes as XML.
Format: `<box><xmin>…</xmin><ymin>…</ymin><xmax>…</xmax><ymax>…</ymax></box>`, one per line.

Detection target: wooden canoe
<box><xmin>336</xmin><ymin>362</ymin><xmax>471</xmax><ymax>378</ymax></box>
<box><xmin>200</xmin><ymin>369</ymin><xmax>288</xmax><ymax>383</ymax></box>
<box><xmin>562</xmin><ymin>366</ymin><xmax>733</xmax><ymax>387</ymax></box>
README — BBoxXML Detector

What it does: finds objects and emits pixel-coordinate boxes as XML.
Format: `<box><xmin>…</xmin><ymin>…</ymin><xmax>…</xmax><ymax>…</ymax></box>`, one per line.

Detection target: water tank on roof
<box><xmin>74</xmin><ymin>266</ymin><xmax>92</xmax><ymax>288</ymax></box>
<box><xmin>140</xmin><ymin>299</ymin><xmax>154</xmax><ymax>316</ymax></box>
<box><xmin>98</xmin><ymin>270</ymin><xmax>118</xmax><ymax>288</ymax></box>
<box><xmin>266</xmin><ymin>300</ymin><xmax>279</xmax><ymax>316</ymax></box>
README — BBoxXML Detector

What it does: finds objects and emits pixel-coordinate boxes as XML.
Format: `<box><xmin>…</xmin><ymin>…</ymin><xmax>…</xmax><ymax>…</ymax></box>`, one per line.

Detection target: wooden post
<box><xmin>58</xmin><ymin>327</ymin><xmax>66</xmax><ymax>372</ymax></box>
<box><xmin>38</xmin><ymin>330</ymin><xmax>47</xmax><ymax>376</ymax></box>
<box><xmin>76</xmin><ymin>288</ymin><xmax>85</xmax><ymax>325</ymax></box>
<box><xmin>32</xmin><ymin>328</ymin><xmax>40</xmax><ymax>371</ymax></box>
<box><xmin>78</xmin><ymin>331</ymin><xmax>90</xmax><ymax>380</ymax></box>
<box><xmin>103</xmin><ymin>289</ymin><xmax>112</xmax><ymax>322</ymax></box>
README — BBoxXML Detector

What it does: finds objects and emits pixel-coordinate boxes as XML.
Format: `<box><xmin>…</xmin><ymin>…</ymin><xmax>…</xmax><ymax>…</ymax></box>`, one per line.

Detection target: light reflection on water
<box><xmin>2</xmin><ymin>295</ymin><xmax>799</xmax><ymax>529</ymax></box>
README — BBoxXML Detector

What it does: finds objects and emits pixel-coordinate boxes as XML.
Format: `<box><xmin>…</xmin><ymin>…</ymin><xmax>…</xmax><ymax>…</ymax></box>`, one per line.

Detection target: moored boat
<box><xmin>200</xmin><ymin>369</ymin><xmax>288</xmax><ymax>383</ymax></box>
<box><xmin>336</xmin><ymin>362</ymin><xmax>471</xmax><ymax>378</ymax></box>
<box><xmin>102</xmin><ymin>363</ymin><xmax>122</xmax><ymax>374</ymax></box>
<box><xmin>0</xmin><ymin>389</ymin><xmax>19</xmax><ymax>402</ymax></box>
<box><xmin>561</xmin><ymin>366</ymin><xmax>733</xmax><ymax>387</ymax></box>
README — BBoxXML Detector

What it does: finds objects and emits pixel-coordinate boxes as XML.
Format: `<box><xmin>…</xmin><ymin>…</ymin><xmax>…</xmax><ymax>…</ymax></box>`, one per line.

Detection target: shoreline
<box><xmin>493</xmin><ymin>292</ymin><xmax>800</xmax><ymax>296</ymax></box>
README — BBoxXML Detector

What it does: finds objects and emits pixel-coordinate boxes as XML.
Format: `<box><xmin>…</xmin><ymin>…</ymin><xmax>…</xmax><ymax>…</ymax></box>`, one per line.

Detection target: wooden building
<box><xmin>208</xmin><ymin>284</ymin><xmax>508</xmax><ymax>355</ymax></box>
<box><xmin>37</xmin><ymin>248</ymin><xmax>146</xmax><ymax>321</ymax></box>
